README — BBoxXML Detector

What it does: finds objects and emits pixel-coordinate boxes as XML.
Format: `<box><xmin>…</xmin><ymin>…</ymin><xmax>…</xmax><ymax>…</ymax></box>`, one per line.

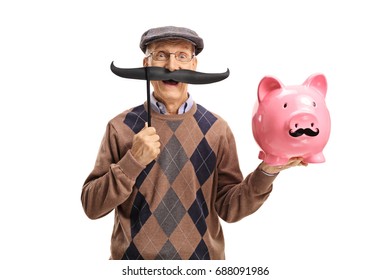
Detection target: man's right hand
<box><xmin>130</xmin><ymin>123</ymin><xmax>161</xmax><ymax>166</ymax></box>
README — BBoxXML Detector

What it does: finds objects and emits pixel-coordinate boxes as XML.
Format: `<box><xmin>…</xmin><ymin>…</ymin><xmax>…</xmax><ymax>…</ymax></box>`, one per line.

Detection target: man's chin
<box><xmin>155</xmin><ymin>89</ymin><xmax>187</xmax><ymax>101</ymax></box>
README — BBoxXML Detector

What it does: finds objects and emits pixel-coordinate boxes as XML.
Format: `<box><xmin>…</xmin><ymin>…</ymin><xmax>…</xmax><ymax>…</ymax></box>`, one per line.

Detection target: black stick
<box><xmin>145</xmin><ymin>67</ymin><xmax>151</xmax><ymax>127</ymax></box>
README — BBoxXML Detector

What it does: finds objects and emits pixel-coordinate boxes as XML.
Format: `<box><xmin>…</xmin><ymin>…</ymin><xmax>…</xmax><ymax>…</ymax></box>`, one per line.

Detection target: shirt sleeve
<box><xmin>81</xmin><ymin>122</ymin><xmax>145</xmax><ymax>219</ymax></box>
<box><xmin>214</xmin><ymin>124</ymin><xmax>277</xmax><ymax>223</ymax></box>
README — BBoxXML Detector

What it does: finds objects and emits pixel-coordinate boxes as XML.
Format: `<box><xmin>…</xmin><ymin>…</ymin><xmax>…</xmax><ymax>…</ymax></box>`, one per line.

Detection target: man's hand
<box><xmin>130</xmin><ymin>123</ymin><xmax>161</xmax><ymax>166</ymax></box>
<box><xmin>260</xmin><ymin>157</ymin><xmax>308</xmax><ymax>174</ymax></box>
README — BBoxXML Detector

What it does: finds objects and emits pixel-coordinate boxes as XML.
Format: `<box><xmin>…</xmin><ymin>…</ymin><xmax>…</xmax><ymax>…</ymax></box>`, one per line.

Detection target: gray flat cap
<box><xmin>140</xmin><ymin>26</ymin><xmax>204</xmax><ymax>55</ymax></box>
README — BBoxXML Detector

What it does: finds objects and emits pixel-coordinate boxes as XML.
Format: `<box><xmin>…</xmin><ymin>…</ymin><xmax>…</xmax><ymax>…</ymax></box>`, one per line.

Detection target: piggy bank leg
<box><xmin>304</xmin><ymin>152</ymin><xmax>325</xmax><ymax>163</ymax></box>
<box><xmin>260</xmin><ymin>152</ymin><xmax>290</xmax><ymax>166</ymax></box>
<box><xmin>259</xmin><ymin>151</ymin><xmax>266</xmax><ymax>160</ymax></box>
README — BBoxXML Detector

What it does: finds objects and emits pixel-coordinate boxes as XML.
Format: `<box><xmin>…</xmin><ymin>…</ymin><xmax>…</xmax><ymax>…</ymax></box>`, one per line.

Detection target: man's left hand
<box><xmin>260</xmin><ymin>157</ymin><xmax>308</xmax><ymax>175</ymax></box>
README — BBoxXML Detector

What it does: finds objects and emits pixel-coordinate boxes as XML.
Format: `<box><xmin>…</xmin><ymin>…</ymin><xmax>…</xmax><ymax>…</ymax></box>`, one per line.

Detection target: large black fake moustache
<box><xmin>110</xmin><ymin>62</ymin><xmax>230</xmax><ymax>84</ymax></box>
<box><xmin>289</xmin><ymin>128</ymin><xmax>320</xmax><ymax>137</ymax></box>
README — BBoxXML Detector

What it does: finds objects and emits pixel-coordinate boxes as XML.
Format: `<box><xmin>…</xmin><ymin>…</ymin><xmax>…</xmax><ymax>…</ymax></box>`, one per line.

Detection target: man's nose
<box><xmin>165</xmin><ymin>54</ymin><xmax>180</xmax><ymax>71</ymax></box>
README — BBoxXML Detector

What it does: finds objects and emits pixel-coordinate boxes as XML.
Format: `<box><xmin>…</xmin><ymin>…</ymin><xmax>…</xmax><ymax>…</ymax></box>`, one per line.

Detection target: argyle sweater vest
<box><xmin>82</xmin><ymin>102</ymin><xmax>275</xmax><ymax>260</ymax></box>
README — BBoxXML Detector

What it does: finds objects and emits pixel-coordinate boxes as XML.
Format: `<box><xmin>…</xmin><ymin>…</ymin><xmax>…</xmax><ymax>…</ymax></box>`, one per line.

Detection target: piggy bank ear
<box><xmin>258</xmin><ymin>76</ymin><xmax>282</xmax><ymax>102</ymax></box>
<box><xmin>303</xmin><ymin>73</ymin><xmax>327</xmax><ymax>97</ymax></box>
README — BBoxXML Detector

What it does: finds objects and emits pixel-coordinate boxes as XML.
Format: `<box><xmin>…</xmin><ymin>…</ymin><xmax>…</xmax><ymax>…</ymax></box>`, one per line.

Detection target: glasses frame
<box><xmin>147</xmin><ymin>50</ymin><xmax>195</xmax><ymax>63</ymax></box>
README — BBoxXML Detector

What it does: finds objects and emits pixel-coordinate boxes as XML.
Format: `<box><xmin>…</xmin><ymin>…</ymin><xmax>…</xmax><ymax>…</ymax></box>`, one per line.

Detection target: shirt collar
<box><xmin>150</xmin><ymin>93</ymin><xmax>194</xmax><ymax>115</ymax></box>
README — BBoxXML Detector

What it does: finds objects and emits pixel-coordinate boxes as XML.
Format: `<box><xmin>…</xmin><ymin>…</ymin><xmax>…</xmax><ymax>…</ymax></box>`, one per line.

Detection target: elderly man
<box><xmin>81</xmin><ymin>26</ymin><xmax>305</xmax><ymax>260</ymax></box>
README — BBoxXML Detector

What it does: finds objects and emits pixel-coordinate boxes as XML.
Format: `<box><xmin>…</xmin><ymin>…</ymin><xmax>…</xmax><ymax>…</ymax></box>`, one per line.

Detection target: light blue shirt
<box><xmin>150</xmin><ymin>93</ymin><xmax>194</xmax><ymax>115</ymax></box>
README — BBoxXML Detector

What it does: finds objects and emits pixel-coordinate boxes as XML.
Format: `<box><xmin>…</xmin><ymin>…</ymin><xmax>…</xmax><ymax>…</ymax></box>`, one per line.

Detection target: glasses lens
<box><xmin>175</xmin><ymin>52</ymin><xmax>192</xmax><ymax>62</ymax></box>
<box><xmin>153</xmin><ymin>51</ymin><xmax>168</xmax><ymax>61</ymax></box>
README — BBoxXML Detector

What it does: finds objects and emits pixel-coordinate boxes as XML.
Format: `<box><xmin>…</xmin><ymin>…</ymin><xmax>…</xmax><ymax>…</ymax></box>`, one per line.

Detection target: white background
<box><xmin>1</xmin><ymin>0</ymin><xmax>389</xmax><ymax>279</ymax></box>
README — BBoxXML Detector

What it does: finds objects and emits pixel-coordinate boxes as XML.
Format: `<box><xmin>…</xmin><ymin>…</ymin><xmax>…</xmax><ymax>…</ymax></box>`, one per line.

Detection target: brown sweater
<box><xmin>81</xmin><ymin>102</ymin><xmax>276</xmax><ymax>260</ymax></box>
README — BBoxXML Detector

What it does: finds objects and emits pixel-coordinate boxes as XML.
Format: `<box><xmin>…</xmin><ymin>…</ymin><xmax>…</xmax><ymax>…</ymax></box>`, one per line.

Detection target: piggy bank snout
<box><xmin>289</xmin><ymin>113</ymin><xmax>320</xmax><ymax>137</ymax></box>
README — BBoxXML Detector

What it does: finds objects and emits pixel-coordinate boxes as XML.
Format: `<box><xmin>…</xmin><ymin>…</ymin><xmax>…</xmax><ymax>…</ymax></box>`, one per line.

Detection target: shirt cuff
<box><xmin>260</xmin><ymin>169</ymin><xmax>279</xmax><ymax>177</ymax></box>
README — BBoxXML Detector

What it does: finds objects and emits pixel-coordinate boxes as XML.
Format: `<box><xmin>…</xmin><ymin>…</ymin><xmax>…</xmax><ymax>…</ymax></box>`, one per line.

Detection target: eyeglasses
<box><xmin>147</xmin><ymin>51</ymin><xmax>195</xmax><ymax>63</ymax></box>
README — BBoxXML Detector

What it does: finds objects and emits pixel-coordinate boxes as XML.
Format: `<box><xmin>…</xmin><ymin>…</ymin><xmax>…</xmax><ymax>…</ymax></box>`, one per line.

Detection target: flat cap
<box><xmin>140</xmin><ymin>26</ymin><xmax>204</xmax><ymax>55</ymax></box>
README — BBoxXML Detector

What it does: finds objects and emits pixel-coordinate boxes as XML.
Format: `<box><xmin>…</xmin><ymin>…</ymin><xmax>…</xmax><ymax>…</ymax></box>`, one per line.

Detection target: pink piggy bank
<box><xmin>252</xmin><ymin>73</ymin><xmax>331</xmax><ymax>166</ymax></box>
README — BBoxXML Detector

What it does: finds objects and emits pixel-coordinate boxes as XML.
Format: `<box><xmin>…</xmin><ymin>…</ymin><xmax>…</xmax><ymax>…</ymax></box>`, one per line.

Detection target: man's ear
<box><xmin>143</xmin><ymin>57</ymin><xmax>148</xmax><ymax>67</ymax></box>
<box><xmin>192</xmin><ymin>56</ymin><xmax>198</xmax><ymax>70</ymax></box>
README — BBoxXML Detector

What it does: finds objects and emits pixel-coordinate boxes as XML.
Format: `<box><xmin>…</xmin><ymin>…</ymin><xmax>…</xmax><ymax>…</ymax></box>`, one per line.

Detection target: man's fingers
<box><xmin>131</xmin><ymin>125</ymin><xmax>161</xmax><ymax>166</ymax></box>
<box><xmin>139</xmin><ymin>125</ymin><xmax>157</xmax><ymax>136</ymax></box>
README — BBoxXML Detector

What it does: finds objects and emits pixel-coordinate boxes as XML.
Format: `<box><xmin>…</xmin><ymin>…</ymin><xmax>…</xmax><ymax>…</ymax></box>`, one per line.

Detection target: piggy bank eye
<box><xmin>313</xmin><ymin>101</ymin><xmax>317</xmax><ymax>107</ymax></box>
<box><xmin>283</xmin><ymin>103</ymin><xmax>288</xmax><ymax>108</ymax></box>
